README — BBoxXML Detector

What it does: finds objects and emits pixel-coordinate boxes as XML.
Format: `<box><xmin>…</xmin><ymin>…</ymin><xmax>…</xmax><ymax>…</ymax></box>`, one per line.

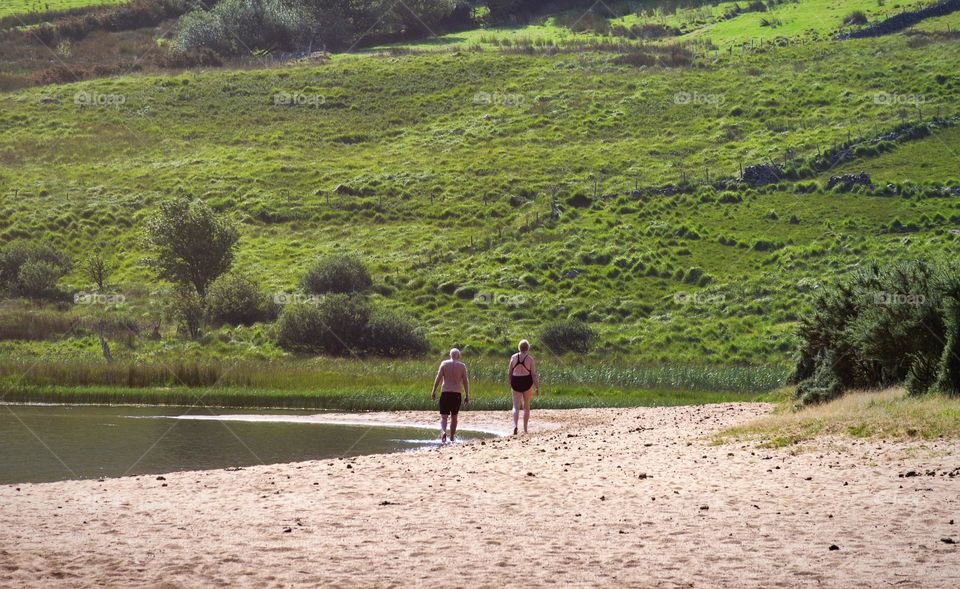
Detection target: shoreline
<box><xmin>2</xmin><ymin>403</ymin><xmax>958</xmax><ymax>588</ymax></box>
<box><xmin>136</xmin><ymin>410</ymin><xmax>525</xmax><ymax>437</ymax></box>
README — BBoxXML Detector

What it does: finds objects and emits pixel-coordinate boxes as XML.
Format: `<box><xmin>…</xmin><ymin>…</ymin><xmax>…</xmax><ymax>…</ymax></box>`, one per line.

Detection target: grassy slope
<box><xmin>0</xmin><ymin>0</ymin><xmax>123</xmax><ymax>20</ymax></box>
<box><xmin>614</xmin><ymin>0</ymin><xmax>933</xmax><ymax>45</ymax></box>
<box><xmin>0</xmin><ymin>1</ymin><xmax>959</xmax><ymax>374</ymax></box>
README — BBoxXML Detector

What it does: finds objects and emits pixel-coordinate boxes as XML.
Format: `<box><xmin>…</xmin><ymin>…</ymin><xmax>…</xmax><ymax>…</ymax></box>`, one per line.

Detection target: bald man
<box><xmin>431</xmin><ymin>348</ymin><xmax>470</xmax><ymax>443</ymax></box>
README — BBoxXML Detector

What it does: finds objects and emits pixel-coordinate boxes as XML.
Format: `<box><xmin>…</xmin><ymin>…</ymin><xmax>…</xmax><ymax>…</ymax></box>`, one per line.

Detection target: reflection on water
<box><xmin>0</xmin><ymin>404</ymin><xmax>487</xmax><ymax>485</ymax></box>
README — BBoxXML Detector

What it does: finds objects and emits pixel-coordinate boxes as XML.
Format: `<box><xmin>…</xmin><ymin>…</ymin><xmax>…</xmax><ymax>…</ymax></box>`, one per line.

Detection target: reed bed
<box><xmin>0</xmin><ymin>383</ymin><xmax>760</xmax><ymax>410</ymax></box>
<box><xmin>0</xmin><ymin>358</ymin><xmax>788</xmax><ymax>394</ymax></box>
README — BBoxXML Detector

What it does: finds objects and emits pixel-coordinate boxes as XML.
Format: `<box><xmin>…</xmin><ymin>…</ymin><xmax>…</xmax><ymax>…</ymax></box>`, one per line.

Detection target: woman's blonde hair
<box><xmin>518</xmin><ymin>340</ymin><xmax>529</xmax><ymax>352</ymax></box>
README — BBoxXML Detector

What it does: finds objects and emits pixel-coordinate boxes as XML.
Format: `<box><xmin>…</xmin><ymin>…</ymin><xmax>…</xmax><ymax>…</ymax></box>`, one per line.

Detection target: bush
<box><xmin>206</xmin><ymin>273</ymin><xmax>276</xmax><ymax>326</ymax></box>
<box><xmin>935</xmin><ymin>299</ymin><xmax>960</xmax><ymax>396</ymax></box>
<box><xmin>843</xmin><ymin>11</ymin><xmax>868</xmax><ymax>26</ymax></box>
<box><xmin>366</xmin><ymin>308</ymin><xmax>429</xmax><ymax>357</ymax></box>
<box><xmin>905</xmin><ymin>353</ymin><xmax>939</xmax><ymax>396</ymax></box>
<box><xmin>0</xmin><ymin>241</ymin><xmax>71</xmax><ymax>300</ymax></box>
<box><xmin>173</xmin><ymin>0</ymin><xmax>316</xmax><ymax>56</ymax></box>
<box><xmin>540</xmin><ymin>319</ymin><xmax>596</xmax><ymax>354</ymax></box>
<box><xmin>302</xmin><ymin>254</ymin><xmax>372</xmax><ymax>295</ymax></box>
<box><xmin>169</xmin><ymin>287</ymin><xmax>205</xmax><ymax>339</ymax></box>
<box><xmin>276</xmin><ymin>294</ymin><xmax>369</xmax><ymax>355</ymax></box>
<box><xmin>793</xmin><ymin>260</ymin><xmax>960</xmax><ymax>403</ymax></box>
<box><xmin>276</xmin><ymin>294</ymin><xmax>428</xmax><ymax>356</ymax></box>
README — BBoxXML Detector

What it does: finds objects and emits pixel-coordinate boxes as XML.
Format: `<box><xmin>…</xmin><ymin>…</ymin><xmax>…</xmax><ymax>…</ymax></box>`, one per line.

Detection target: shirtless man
<box><xmin>431</xmin><ymin>348</ymin><xmax>470</xmax><ymax>443</ymax></box>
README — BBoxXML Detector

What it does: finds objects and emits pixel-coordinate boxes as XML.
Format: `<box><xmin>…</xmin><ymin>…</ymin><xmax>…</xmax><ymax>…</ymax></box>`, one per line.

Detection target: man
<box><xmin>431</xmin><ymin>348</ymin><xmax>470</xmax><ymax>443</ymax></box>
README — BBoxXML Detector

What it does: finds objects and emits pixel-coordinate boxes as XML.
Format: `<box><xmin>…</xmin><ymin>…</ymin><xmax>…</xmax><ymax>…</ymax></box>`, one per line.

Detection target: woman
<box><xmin>508</xmin><ymin>339</ymin><xmax>539</xmax><ymax>435</ymax></box>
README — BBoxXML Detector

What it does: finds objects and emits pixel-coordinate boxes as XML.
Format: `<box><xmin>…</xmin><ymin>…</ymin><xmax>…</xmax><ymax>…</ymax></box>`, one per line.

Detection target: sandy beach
<box><xmin>1</xmin><ymin>403</ymin><xmax>958</xmax><ymax>588</ymax></box>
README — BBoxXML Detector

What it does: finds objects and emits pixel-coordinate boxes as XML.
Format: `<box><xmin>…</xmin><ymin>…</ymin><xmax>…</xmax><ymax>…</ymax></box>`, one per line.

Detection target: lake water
<box><xmin>0</xmin><ymin>404</ymin><xmax>490</xmax><ymax>485</ymax></box>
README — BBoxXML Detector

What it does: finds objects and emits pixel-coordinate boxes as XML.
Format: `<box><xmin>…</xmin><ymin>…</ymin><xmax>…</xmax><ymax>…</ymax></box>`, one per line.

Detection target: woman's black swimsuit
<box><xmin>510</xmin><ymin>354</ymin><xmax>534</xmax><ymax>392</ymax></box>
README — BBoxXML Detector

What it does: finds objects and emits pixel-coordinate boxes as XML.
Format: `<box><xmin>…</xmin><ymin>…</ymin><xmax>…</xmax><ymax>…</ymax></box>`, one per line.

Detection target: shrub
<box><xmin>795</xmin><ymin>350</ymin><xmax>844</xmax><ymax>405</ymax></box>
<box><xmin>302</xmin><ymin>254</ymin><xmax>372</xmax><ymax>295</ymax></box>
<box><xmin>169</xmin><ymin>287</ymin><xmax>205</xmax><ymax>339</ymax></box>
<box><xmin>843</xmin><ymin>11</ymin><xmax>868</xmax><ymax>26</ymax></box>
<box><xmin>540</xmin><ymin>319</ymin><xmax>597</xmax><ymax>354</ymax></box>
<box><xmin>0</xmin><ymin>241</ymin><xmax>72</xmax><ymax>300</ymax></box>
<box><xmin>173</xmin><ymin>0</ymin><xmax>317</xmax><ymax>56</ymax></box>
<box><xmin>752</xmin><ymin>239</ymin><xmax>782</xmax><ymax>251</ymax></box>
<box><xmin>276</xmin><ymin>294</ymin><xmax>369</xmax><ymax>355</ymax></box>
<box><xmin>17</xmin><ymin>261</ymin><xmax>64</xmax><ymax>301</ymax></box>
<box><xmin>206</xmin><ymin>273</ymin><xmax>275</xmax><ymax>326</ymax></box>
<box><xmin>793</xmin><ymin>260</ymin><xmax>960</xmax><ymax>403</ymax></box>
<box><xmin>366</xmin><ymin>308</ymin><xmax>429</xmax><ymax>357</ymax></box>
<box><xmin>905</xmin><ymin>353</ymin><xmax>938</xmax><ymax>396</ymax></box>
<box><xmin>935</xmin><ymin>299</ymin><xmax>960</xmax><ymax>396</ymax></box>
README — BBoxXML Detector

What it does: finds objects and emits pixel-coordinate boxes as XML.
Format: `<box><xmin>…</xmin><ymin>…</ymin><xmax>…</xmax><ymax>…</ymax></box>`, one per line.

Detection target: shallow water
<box><xmin>0</xmin><ymin>404</ymin><xmax>488</xmax><ymax>484</ymax></box>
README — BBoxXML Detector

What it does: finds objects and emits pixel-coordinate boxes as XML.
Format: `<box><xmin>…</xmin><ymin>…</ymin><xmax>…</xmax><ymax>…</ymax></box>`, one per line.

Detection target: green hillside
<box><xmin>0</xmin><ymin>0</ymin><xmax>958</xmax><ymax>379</ymax></box>
<box><xmin>0</xmin><ymin>0</ymin><xmax>123</xmax><ymax>19</ymax></box>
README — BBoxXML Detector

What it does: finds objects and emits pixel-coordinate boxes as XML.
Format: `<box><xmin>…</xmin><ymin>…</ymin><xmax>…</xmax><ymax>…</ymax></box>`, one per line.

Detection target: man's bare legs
<box><xmin>450</xmin><ymin>413</ymin><xmax>458</xmax><ymax>442</ymax></box>
<box><xmin>440</xmin><ymin>414</ymin><xmax>448</xmax><ymax>443</ymax></box>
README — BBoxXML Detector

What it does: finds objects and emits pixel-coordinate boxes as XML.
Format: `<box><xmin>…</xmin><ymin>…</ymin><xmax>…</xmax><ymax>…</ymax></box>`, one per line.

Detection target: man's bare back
<box><xmin>437</xmin><ymin>359</ymin><xmax>468</xmax><ymax>393</ymax></box>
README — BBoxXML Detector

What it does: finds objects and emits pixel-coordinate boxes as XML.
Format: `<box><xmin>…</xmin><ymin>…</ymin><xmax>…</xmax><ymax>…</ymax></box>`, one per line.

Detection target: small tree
<box><xmin>145</xmin><ymin>197</ymin><xmax>239</xmax><ymax>301</ymax></box>
<box><xmin>85</xmin><ymin>250</ymin><xmax>113</xmax><ymax>291</ymax></box>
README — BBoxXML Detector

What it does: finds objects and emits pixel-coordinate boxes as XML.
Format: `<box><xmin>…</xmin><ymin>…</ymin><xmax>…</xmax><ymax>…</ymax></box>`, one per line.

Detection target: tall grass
<box><xmin>0</xmin><ymin>358</ymin><xmax>787</xmax><ymax>393</ymax></box>
<box><xmin>0</xmin><ymin>383</ymin><xmax>762</xmax><ymax>410</ymax></box>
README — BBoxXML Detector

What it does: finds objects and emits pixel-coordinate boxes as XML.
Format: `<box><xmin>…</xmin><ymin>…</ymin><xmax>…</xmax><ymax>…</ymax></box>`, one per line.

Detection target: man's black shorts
<box><xmin>439</xmin><ymin>391</ymin><xmax>462</xmax><ymax>415</ymax></box>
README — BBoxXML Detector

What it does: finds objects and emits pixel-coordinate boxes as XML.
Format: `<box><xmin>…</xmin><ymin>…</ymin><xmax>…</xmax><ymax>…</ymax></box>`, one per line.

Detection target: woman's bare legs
<box><xmin>511</xmin><ymin>390</ymin><xmax>523</xmax><ymax>434</ymax></box>
<box><xmin>522</xmin><ymin>389</ymin><xmax>534</xmax><ymax>433</ymax></box>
